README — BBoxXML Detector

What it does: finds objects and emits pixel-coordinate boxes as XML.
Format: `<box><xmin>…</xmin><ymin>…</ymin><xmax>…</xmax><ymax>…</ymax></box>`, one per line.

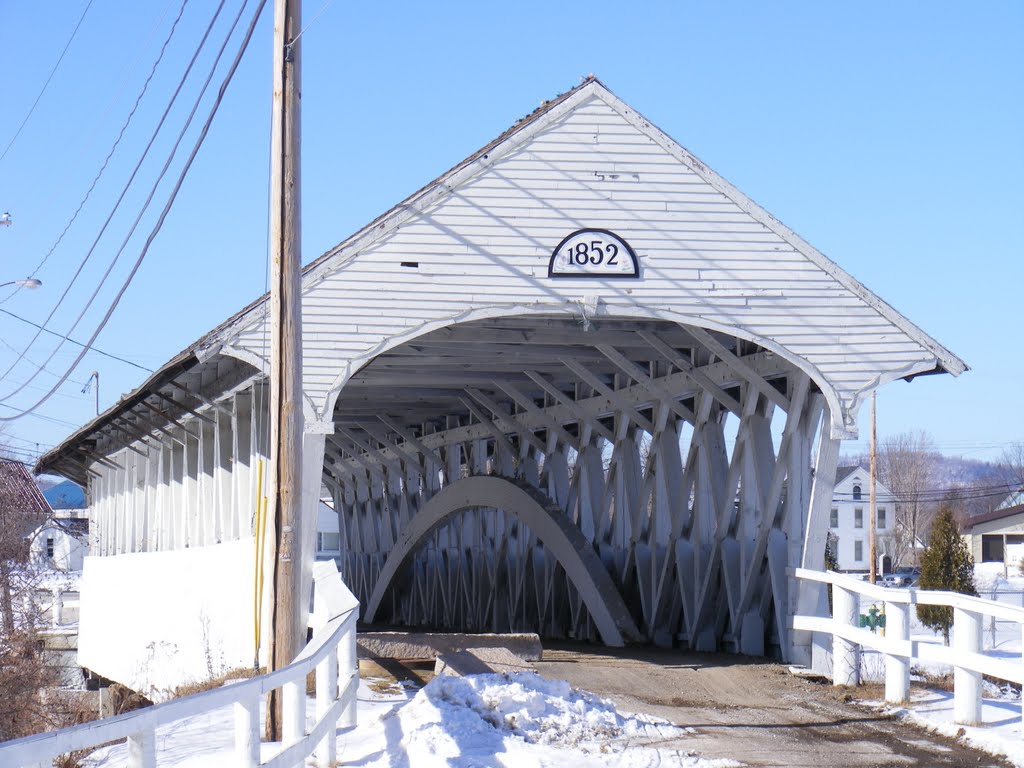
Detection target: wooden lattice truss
<box><xmin>323</xmin><ymin>315</ymin><xmax>829</xmax><ymax>657</ymax></box>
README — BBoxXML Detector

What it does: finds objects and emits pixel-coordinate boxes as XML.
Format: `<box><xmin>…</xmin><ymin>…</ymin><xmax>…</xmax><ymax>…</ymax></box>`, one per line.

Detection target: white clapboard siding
<box><xmin>209</xmin><ymin>82</ymin><xmax>963</xmax><ymax>436</ymax></box>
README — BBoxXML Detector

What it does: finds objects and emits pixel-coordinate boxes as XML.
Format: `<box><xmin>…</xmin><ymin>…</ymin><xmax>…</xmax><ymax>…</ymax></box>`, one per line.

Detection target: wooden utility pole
<box><xmin>265</xmin><ymin>0</ymin><xmax>302</xmax><ymax>742</ymax></box>
<box><xmin>869</xmin><ymin>391</ymin><xmax>878</xmax><ymax>584</ymax></box>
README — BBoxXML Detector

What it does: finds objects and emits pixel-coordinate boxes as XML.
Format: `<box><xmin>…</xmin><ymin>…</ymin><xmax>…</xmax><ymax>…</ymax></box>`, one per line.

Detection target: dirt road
<box><xmin>533</xmin><ymin>645</ymin><xmax>1008</xmax><ymax>767</ymax></box>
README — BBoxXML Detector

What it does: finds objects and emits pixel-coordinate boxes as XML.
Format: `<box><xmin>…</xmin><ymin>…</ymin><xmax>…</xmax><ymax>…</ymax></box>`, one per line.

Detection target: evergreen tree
<box><xmin>825</xmin><ymin>532</ymin><xmax>839</xmax><ymax>572</ymax></box>
<box><xmin>824</xmin><ymin>532</ymin><xmax>839</xmax><ymax>612</ymax></box>
<box><xmin>916</xmin><ymin>502</ymin><xmax>976</xmax><ymax>644</ymax></box>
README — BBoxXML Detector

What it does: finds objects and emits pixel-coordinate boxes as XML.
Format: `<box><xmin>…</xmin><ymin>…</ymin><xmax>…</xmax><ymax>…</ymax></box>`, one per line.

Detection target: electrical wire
<box><xmin>0</xmin><ymin>307</ymin><xmax>151</xmax><ymax>372</ymax></box>
<box><xmin>0</xmin><ymin>0</ymin><xmax>247</xmax><ymax>400</ymax></box>
<box><xmin>0</xmin><ymin>0</ymin><xmax>179</xmax><ymax>307</ymax></box>
<box><xmin>0</xmin><ymin>0</ymin><xmax>96</xmax><ymax>165</ymax></box>
<box><xmin>0</xmin><ymin>402</ymin><xmax>79</xmax><ymax>428</ymax></box>
<box><xmin>0</xmin><ymin>0</ymin><xmax>269</xmax><ymax>423</ymax></box>
<box><xmin>285</xmin><ymin>0</ymin><xmax>338</xmax><ymax>50</ymax></box>
<box><xmin>832</xmin><ymin>482</ymin><xmax>1021</xmax><ymax>504</ymax></box>
<box><xmin>0</xmin><ymin>0</ymin><xmax>193</xmax><ymax>389</ymax></box>
<box><xmin>0</xmin><ymin>335</ymin><xmax>91</xmax><ymax>387</ymax></box>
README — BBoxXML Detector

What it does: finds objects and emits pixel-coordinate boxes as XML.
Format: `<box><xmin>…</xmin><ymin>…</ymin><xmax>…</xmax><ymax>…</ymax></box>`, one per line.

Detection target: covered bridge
<box><xmin>37</xmin><ymin>78</ymin><xmax>965</xmax><ymax>693</ymax></box>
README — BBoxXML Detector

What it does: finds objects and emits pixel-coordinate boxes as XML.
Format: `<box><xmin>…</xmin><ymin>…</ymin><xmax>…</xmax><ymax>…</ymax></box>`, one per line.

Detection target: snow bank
<box><xmin>83</xmin><ymin>674</ymin><xmax>740</xmax><ymax>768</ymax></box>
<box><xmin>354</xmin><ymin>672</ymin><xmax>739</xmax><ymax>767</ymax></box>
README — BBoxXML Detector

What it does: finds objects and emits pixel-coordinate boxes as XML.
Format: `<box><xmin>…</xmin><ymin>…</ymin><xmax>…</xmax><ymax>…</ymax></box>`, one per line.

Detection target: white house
<box><xmin>29</xmin><ymin>516</ymin><xmax>88</xmax><ymax>572</ymax></box>
<box><xmin>30</xmin><ymin>481</ymin><xmax>89</xmax><ymax>572</ymax></box>
<box><xmin>829</xmin><ymin>466</ymin><xmax>896</xmax><ymax>571</ymax></box>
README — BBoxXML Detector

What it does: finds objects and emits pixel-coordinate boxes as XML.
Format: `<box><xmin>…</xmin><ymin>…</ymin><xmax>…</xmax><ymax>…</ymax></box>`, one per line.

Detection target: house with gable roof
<box><xmin>829</xmin><ymin>465</ymin><xmax>897</xmax><ymax>572</ymax></box>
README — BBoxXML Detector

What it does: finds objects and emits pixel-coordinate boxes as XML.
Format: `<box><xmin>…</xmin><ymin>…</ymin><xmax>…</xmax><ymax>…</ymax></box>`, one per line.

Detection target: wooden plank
<box><xmin>687</xmin><ymin>327</ymin><xmax>789</xmax><ymax>411</ymax></box>
<box><xmin>637</xmin><ymin>330</ymin><xmax>742</xmax><ymax>415</ymax></box>
<box><xmin>561</xmin><ymin>359</ymin><xmax>656</xmax><ymax>434</ymax></box>
<box><xmin>595</xmin><ymin>344</ymin><xmax>695</xmax><ymax>424</ymax></box>
<box><xmin>464</xmin><ymin>388</ymin><xmax>546</xmax><ymax>454</ymax></box>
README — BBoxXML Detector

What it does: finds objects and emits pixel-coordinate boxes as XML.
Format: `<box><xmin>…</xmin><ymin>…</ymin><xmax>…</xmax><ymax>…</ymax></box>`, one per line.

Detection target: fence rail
<box><xmin>792</xmin><ymin>568</ymin><xmax>1024</xmax><ymax>730</ymax></box>
<box><xmin>0</xmin><ymin>562</ymin><xmax>359</xmax><ymax>768</ymax></box>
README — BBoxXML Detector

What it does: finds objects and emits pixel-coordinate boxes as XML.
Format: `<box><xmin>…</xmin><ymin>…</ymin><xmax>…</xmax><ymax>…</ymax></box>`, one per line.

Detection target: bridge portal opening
<box><xmin>324</xmin><ymin>313</ymin><xmax>822</xmax><ymax>658</ymax></box>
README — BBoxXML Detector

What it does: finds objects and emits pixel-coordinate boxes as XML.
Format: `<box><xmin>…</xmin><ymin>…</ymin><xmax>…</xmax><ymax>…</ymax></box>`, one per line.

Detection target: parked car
<box><xmin>882</xmin><ymin>567</ymin><xmax>920</xmax><ymax>588</ymax></box>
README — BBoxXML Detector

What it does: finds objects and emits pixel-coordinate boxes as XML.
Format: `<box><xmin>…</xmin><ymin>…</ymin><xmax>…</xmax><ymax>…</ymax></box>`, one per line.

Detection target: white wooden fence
<box><xmin>793</xmin><ymin>568</ymin><xmax>1024</xmax><ymax>729</ymax></box>
<box><xmin>0</xmin><ymin>562</ymin><xmax>359</xmax><ymax>768</ymax></box>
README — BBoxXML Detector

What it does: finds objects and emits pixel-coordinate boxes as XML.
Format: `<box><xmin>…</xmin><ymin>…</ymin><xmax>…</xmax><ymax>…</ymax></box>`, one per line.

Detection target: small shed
<box><xmin>962</xmin><ymin>505</ymin><xmax>1024</xmax><ymax>569</ymax></box>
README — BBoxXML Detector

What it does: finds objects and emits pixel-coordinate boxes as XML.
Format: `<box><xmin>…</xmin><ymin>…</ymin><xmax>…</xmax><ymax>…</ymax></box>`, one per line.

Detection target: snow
<box><xmin>81</xmin><ymin>673</ymin><xmax>740</xmax><ymax>768</ymax></box>
<box><xmin>867</xmin><ymin>690</ymin><xmax>1024</xmax><ymax>768</ymax></box>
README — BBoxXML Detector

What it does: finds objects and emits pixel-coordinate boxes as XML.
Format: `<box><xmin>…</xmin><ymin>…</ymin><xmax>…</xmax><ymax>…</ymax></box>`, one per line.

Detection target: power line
<box><xmin>0</xmin><ymin>307</ymin><xmax>152</xmax><ymax>372</ymax></box>
<box><xmin>0</xmin><ymin>0</ymin><xmax>243</xmax><ymax>399</ymax></box>
<box><xmin>0</xmin><ymin>0</ymin><xmax>242</xmax><ymax>403</ymax></box>
<box><xmin>0</xmin><ymin>402</ymin><xmax>79</xmax><ymax>428</ymax></box>
<box><xmin>0</xmin><ymin>0</ymin><xmax>96</xmax><ymax>165</ymax></box>
<box><xmin>0</xmin><ymin>0</ymin><xmax>268</xmax><ymax>423</ymax></box>
<box><xmin>0</xmin><ymin>0</ymin><xmax>191</xmax><ymax>309</ymax></box>
<box><xmin>0</xmin><ymin>0</ymin><xmax>179</xmax><ymax>308</ymax></box>
<box><xmin>0</xmin><ymin>0</ymin><xmax>193</xmax><ymax>388</ymax></box>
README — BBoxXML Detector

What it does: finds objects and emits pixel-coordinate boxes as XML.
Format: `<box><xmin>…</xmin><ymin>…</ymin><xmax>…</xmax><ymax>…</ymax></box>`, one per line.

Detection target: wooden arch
<box><xmin>362</xmin><ymin>475</ymin><xmax>642</xmax><ymax>646</ymax></box>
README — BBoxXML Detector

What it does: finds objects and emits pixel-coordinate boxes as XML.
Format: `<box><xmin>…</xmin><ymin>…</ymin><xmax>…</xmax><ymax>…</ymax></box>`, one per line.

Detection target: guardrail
<box><xmin>792</xmin><ymin>568</ymin><xmax>1024</xmax><ymax>730</ymax></box>
<box><xmin>0</xmin><ymin>562</ymin><xmax>359</xmax><ymax>768</ymax></box>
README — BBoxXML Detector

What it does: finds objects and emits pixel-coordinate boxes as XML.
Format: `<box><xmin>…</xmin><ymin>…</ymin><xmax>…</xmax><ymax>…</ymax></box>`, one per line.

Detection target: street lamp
<box><xmin>0</xmin><ymin>278</ymin><xmax>42</xmax><ymax>289</ymax></box>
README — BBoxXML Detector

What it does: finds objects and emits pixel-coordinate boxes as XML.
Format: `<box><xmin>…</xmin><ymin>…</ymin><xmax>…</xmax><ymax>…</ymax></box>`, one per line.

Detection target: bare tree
<box><xmin>878</xmin><ymin>430</ymin><xmax>937</xmax><ymax>567</ymax></box>
<box><xmin>997</xmin><ymin>441</ymin><xmax>1024</xmax><ymax>496</ymax></box>
<box><xmin>0</xmin><ymin>457</ymin><xmax>57</xmax><ymax>741</ymax></box>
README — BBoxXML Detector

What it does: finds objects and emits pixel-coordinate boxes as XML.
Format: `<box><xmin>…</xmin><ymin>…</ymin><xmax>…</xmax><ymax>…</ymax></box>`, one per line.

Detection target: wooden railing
<box><xmin>792</xmin><ymin>568</ymin><xmax>1024</xmax><ymax>730</ymax></box>
<box><xmin>0</xmin><ymin>562</ymin><xmax>359</xmax><ymax>768</ymax></box>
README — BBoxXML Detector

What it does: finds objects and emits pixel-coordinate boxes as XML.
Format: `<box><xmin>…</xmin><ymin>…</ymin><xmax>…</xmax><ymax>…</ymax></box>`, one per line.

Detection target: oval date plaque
<box><xmin>548</xmin><ymin>229</ymin><xmax>639</xmax><ymax>279</ymax></box>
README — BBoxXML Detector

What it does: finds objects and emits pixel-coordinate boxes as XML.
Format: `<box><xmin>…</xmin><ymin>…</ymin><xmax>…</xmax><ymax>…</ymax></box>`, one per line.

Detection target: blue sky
<box><xmin>0</xmin><ymin>1</ymin><xmax>1021</xmax><ymax>466</ymax></box>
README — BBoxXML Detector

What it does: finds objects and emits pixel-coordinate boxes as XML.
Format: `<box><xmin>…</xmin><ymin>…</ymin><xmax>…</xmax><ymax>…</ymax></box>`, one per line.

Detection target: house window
<box><xmin>852</xmin><ymin>484</ymin><xmax>862</xmax><ymax>501</ymax></box>
<box><xmin>317</xmin><ymin>532</ymin><xmax>340</xmax><ymax>553</ymax></box>
<box><xmin>982</xmin><ymin>535</ymin><xmax>1005</xmax><ymax>563</ymax></box>
<box><xmin>830</xmin><ymin>508</ymin><xmax>838</xmax><ymax>528</ymax></box>
<box><xmin>46</xmin><ymin>537</ymin><xmax>54</xmax><ymax>559</ymax></box>
<box><xmin>877</xmin><ymin>508</ymin><xmax>886</xmax><ymax>529</ymax></box>
<box><xmin>854</xmin><ymin>540</ymin><xmax>864</xmax><ymax>562</ymax></box>
<box><xmin>854</xmin><ymin>508</ymin><xmax>863</xmax><ymax>529</ymax></box>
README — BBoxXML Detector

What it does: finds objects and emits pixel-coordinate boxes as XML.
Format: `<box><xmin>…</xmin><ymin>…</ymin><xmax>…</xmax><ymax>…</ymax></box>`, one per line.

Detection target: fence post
<box><xmin>832</xmin><ymin>584</ymin><xmax>860</xmax><ymax>687</ymax></box>
<box><xmin>884</xmin><ymin>599</ymin><xmax>909</xmax><ymax>704</ymax></box>
<box><xmin>339</xmin><ymin>618</ymin><xmax>358</xmax><ymax>728</ymax></box>
<box><xmin>126</xmin><ymin>728</ymin><xmax>156</xmax><ymax>768</ymax></box>
<box><xmin>315</xmin><ymin>649</ymin><xmax>338</xmax><ymax>767</ymax></box>
<box><xmin>283</xmin><ymin>675</ymin><xmax>306</xmax><ymax>749</ymax></box>
<box><xmin>953</xmin><ymin>606</ymin><xmax>982</xmax><ymax>725</ymax></box>
<box><xmin>233</xmin><ymin>695</ymin><xmax>260</xmax><ymax>768</ymax></box>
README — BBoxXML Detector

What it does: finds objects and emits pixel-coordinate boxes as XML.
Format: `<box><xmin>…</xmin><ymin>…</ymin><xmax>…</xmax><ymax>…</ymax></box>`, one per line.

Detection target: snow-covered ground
<box><xmin>868</xmin><ymin>686</ymin><xmax>1024</xmax><ymax>768</ymax></box>
<box><xmin>81</xmin><ymin>672</ymin><xmax>741</xmax><ymax>767</ymax></box>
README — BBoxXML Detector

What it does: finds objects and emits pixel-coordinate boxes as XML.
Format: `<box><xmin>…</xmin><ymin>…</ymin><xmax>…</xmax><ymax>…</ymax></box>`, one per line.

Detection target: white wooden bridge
<box><xmin>36</xmin><ymin>78</ymin><xmax>966</xmax><ymax>694</ymax></box>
